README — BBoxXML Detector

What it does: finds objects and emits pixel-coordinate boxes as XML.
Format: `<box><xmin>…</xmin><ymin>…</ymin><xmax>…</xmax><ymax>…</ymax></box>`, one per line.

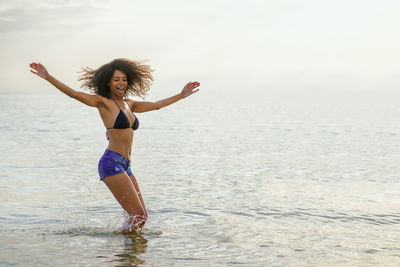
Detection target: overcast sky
<box><xmin>0</xmin><ymin>0</ymin><xmax>399</xmax><ymax>94</ymax></box>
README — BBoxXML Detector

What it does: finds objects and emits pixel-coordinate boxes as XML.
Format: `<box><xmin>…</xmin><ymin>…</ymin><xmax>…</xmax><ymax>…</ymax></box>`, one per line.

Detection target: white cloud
<box><xmin>0</xmin><ymin>1</ymin><xmax>107</xmax><ymax>32</ymax></box>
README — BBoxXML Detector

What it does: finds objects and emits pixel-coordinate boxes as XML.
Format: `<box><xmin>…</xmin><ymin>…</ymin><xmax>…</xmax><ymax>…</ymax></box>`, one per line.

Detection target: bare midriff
<box><xmin>107</xmin><ymin>129</ymin><xmax>134</xmax><ymax>160</ymax></box>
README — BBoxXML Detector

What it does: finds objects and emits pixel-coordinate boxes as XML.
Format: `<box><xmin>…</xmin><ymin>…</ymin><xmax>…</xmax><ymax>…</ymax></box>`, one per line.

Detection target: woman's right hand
<box><xmin>30</xmin><ymin>62</ymin><xmax>49</xmax><ymax>79</ymax></box>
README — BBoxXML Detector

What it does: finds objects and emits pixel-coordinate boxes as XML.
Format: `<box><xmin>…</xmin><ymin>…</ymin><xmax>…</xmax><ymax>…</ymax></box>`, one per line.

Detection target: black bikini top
<box><xmin>107</xmin><ymin>98</ymin><xmax>139</xmax><ymax>131</ymax></box>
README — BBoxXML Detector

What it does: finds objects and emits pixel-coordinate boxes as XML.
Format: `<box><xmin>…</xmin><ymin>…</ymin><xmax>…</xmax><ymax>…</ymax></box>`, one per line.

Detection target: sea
<box><xmin>0</xmin><ymin>90</ymin><xmax>400</xmax><ymax>266</ymax></box>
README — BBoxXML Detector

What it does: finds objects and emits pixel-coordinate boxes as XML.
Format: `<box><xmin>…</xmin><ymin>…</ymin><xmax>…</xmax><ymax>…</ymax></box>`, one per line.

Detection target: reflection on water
<box><xmin>54</xmin><ymin>227</ymin><xmax>150</xmax><ymax>266</ymax></box>
<box><xmin>109</xmin><ymin>233</ymin><xmax>148</xmax><ymax>267</ymax></box>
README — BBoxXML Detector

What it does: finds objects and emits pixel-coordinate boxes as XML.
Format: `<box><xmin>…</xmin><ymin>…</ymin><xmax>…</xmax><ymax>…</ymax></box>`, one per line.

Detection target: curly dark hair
<box><xmin>79</xmin><ymin>58</ymin><xmax>154</xmax><ymax>98</ymax></box>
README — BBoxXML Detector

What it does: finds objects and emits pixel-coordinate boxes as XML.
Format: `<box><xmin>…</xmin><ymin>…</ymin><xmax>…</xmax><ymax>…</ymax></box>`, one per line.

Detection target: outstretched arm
<box><xmin>30</xmin><ymin>62</ymin><xmax>102</xmax><ymax>108</ymax></box>
<box><xmin>130</xmin><ymin>81</ymin><xmax>200</xmax><ymax>113</ymax></box>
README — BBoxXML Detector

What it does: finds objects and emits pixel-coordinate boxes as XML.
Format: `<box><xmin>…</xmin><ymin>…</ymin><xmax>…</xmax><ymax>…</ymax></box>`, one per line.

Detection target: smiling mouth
<box><xmin>117</xmin><ymin>87</ymin><xmax>125</xmax><ymax>94</ymax></box>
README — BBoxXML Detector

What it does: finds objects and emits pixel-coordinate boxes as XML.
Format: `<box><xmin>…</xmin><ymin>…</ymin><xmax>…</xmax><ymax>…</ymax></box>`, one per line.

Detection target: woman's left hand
<box><xmin>180</xmin><ymin>81</ymin><xmax>200</xmax><ymax>98</ymax></box>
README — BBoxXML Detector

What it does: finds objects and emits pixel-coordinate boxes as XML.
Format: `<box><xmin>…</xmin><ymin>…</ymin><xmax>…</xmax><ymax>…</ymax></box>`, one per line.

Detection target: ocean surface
<box><xmin>1</xmin><ymin>90</ymin><xmax>400</xmax><ymax>266</ymax></box>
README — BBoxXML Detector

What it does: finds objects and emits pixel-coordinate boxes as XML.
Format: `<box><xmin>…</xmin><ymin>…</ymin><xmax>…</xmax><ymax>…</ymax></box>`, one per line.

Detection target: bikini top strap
<box><xmin>111</xmin><ymin>98</ymin><xmax>122</xmax><ymax>110</ymax></box>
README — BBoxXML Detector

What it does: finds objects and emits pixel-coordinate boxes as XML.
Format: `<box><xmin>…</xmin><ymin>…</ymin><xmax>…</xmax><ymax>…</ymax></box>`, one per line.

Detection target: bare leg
<box><xmin>128</xmin><ymin>173</ymin><xmax>147</xmax><ymax>217</ymax></box>
<box><xmin>103</xmin><ymin>172</ymin><xmax>147</xmax><ymax>232</ymax></box>
<box><xmin>103</xmin><ymin>172</ymin><xmax>146</xmax><ymax>216</ymax></box>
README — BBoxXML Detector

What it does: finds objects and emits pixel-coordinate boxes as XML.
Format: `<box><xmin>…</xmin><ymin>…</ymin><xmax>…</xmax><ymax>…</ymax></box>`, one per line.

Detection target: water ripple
<box><xmin>255</xmin><ymin>208</ymin><xmax>400</xmax><ymax>225</ymax></box>
<box><xmin>184</xmin><ymin>211</ymin><xmax>210</xmax><ymax>216</ymax></box>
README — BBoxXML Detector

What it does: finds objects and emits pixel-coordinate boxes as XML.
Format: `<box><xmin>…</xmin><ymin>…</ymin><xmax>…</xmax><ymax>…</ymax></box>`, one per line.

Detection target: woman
<box><xmin>29</xmin><ymin>58</ymin><xmax>200</xmax><ymax>232</ymax></box>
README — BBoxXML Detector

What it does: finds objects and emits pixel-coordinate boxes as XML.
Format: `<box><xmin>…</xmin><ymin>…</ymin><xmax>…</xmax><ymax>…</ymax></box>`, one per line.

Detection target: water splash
<box><xmin>118</xmin><ymin>212</ymin><xmax>148</xmax><ymax>234</ymax></box>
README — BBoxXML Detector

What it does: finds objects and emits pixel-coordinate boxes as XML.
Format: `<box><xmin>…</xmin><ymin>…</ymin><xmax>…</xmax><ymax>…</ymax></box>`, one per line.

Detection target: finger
<box><xmin>30</xmin><ymin>64</ymin><xmax>40</xmax><ymax>70</ymax></box>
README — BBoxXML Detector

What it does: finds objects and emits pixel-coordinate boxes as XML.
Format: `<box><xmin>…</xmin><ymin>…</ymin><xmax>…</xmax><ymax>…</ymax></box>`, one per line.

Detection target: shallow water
<box><xmin>1</xmin><ymin>91</ymin><xmax>400</xmax><ymax>266</ymax></box>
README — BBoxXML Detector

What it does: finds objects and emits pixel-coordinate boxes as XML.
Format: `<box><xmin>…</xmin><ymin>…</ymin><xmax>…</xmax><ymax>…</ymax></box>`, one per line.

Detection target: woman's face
<box><xmin>108</xmin><ymin>69</ymin><xmax>127</xmax><ymax>97</ymax></box>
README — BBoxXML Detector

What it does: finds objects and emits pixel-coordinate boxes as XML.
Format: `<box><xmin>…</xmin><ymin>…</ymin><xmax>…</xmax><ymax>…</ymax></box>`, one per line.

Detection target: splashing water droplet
<box><xmin>119</xmin><ymin>213</ymin><xmax>148</xmax><ymax>234</ymax></box>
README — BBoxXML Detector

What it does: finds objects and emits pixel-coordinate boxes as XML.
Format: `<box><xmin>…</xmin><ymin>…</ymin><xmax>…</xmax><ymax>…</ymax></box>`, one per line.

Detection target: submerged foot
<box><xmin>119</xmin><ymin>215</ymin><xmax>148</xmax><ymax>234</ymax></box>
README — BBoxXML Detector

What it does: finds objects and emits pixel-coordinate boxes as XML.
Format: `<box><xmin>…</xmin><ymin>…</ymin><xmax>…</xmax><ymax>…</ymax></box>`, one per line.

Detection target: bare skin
<box><xmin>30</xmin><ymin>62</ymin><xmax>199</xmax><ymax>230</ymax></box>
